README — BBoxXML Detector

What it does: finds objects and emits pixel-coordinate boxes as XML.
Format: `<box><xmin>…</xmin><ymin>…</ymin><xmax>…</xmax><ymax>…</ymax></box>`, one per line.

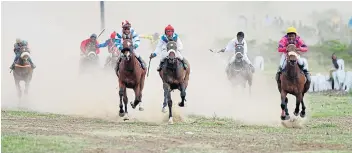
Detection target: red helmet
<box><xmin>122</xmin><ymin>20</ymin><xmax>131</xmax><ymax>28</ymax></box>
<box><xmin>165</xmin><ymin>24</ymin><xmax>174</xmax><ymax>36</ymax></box>
<box><xmin>165</xmin><ymin>24</ymin><xmax>174</xmax><ymax>32</ymax></box>
<box><xmin>110</xmin><ymin>31</ymin><xmax>116</xmax><ymax>39</ymax></box>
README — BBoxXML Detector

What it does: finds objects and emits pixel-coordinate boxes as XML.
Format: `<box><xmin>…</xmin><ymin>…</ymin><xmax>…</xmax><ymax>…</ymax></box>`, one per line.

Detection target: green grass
<box><xmin>309</xmin><ymin>95</ymin><xmax>352</xmax><ymax>118</ymax></box>
<box><xmin>2</xmin><ymin>94</ymin><xmax>352</xmax><ymax>153</ymax></box>
<box><xmin>1</xmin><ymin>133</ymin><xmax>90</xmax><ymax>153</ymax></box>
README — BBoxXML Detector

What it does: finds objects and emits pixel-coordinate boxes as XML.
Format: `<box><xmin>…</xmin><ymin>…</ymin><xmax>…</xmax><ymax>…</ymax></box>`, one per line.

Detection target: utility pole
<box><xmin>100</xmin><ymin>1</ymin><xmax>105</xmax><ymax>31</ymax></box>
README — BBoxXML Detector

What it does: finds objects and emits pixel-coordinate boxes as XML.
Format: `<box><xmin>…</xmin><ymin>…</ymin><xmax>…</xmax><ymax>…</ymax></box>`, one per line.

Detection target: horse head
<box><xmin>234</xmin><ymin>45</ymin><xmax>244</xmax><ymax>62</ymax></box>
<box><xmin>286</xmin><ymin>44</ymin><xmax>299</xmax><ymax>67</ymax></box>
<box><xmin>121</xmin><ymin>39</ymin><xmax>134</xmax><ymax>61</ymax></box>
<box><xmin>20</xmin><ymin>51</ymin><xmax>31</xmax><ymax>64</ymax></box>
<box><xmin>166</xmin><ymin>41</ymin><xmax>178</xmax><ymax>65</ymax></box>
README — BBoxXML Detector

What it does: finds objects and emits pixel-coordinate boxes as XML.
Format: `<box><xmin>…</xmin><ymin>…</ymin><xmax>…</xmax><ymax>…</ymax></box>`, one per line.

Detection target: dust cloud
<box><xmin>1</xmin><ymin>1</ymin><xmax>351</xmax><ymax>126</ymax></box>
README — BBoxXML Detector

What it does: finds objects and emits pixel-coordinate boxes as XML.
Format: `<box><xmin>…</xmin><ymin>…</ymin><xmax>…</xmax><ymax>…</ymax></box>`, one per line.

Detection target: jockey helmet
<box><xmin>122</xmin><ymin>20</ymin><xmax>131</xmax><ymax>28</ymax></box>
<box><xmin>90</xmin><ymin>34</ymin><xmax>97</xmax><ymax>39</ymax></box>
<box><xmin>165</xmin><ymin>24</ymin><xmax>174</xmax><ymax>37</ymax></box>
<box><xmin>237</xmin><ymin>31</ymin><xmax>245</xmax><ymax>38</ymax></box>
<box><xmin>22</xmin><ymin>40</ymin><xmax>28</xmax><ymax>46</ymax></box>
<box><xmin>286</xmin><ymin>27</ymin><xmax>297</xmax><ymax>35</ymax></box>
<box><xmin>16</xmin><ymin>38</ymin><xmax>21</xmax><ymax>44</ymax></box>
<box><xmin>110</xmin><ymin>31</ymin><xmax>117</xmax><ymax>39</ymax></box>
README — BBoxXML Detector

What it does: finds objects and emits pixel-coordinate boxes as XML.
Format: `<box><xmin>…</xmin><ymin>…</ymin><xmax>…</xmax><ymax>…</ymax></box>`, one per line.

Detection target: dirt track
<box><xmin>2</xmin><ymin>93</ymin><xmax>352</xmax><ymax>153</ymax></box>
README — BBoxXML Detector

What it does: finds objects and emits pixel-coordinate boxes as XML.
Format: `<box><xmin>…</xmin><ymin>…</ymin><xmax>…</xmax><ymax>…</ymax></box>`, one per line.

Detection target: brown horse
<box><xmin>159</xmin><ymin>41</ymin><xmax>191</xmax><ymax>124</ymax></box>
<box><xmin>278</xmin><ymin>44</ymin><xmax>310</xmax><ymax>120</ymax></box>
<box><xmin>116</xmin><ymin>39</ymin><xmax>146</xmax><ymax>120</ymax></box>
<box><xmin>12</xmin><ymin>51</ymin><xmax>33</xmax><ymax>98</ymax></box>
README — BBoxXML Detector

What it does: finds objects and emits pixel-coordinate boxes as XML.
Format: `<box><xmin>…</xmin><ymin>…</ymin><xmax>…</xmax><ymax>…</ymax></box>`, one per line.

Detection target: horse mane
<box><xmin>285</xmin><ymin>45</ymin><xmax>300</xmax><ymax>82</ymax></box>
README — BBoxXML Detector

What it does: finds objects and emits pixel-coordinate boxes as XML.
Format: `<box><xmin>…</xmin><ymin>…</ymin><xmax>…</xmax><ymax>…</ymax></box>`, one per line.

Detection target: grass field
<box><xmin>1</xmin><ymin>94</ymin><xmax>352</xmax><ymax>153</ymax></box>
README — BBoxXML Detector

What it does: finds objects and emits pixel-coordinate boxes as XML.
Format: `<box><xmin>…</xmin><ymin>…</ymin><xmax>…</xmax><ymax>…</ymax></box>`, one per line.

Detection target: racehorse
<box><xmin>12</xmin><ymin>49</ymin><xmax>33</xmax><ymax>98</ymax></box>
<box><xmin>159</xmin><ymin>41</ymin><xmax>191</xmax><ymax>124</ymax></box>
<box><xmin>278</xmin><ymin>44</ymin><xmax>310</xmax><ymax>120</ymax></box>
<box><xmin>226</xmin><ymin>45</ymin><xmax>253</xmax><ymax>94</ymax></box>
<box><xmin>79</xmin><ymin>49</ymin><xmax>99</xmax><ymax>74</ymax></box>
<box><xmin>116</xmin><ymin>39</ymin><xmax>146</xmax><ymax>120</ymax></box>
<box><xmin>105</xmin><ymin>46</ymin><xmax>120</xmax><ymax>70</ymax></box>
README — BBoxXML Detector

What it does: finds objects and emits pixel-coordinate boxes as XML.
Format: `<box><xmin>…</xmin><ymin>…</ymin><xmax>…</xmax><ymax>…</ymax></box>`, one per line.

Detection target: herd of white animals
<box><xmin>253</xmin><ymin>56</ymin><xmax>352</xmax><ymax>93</ymax></box>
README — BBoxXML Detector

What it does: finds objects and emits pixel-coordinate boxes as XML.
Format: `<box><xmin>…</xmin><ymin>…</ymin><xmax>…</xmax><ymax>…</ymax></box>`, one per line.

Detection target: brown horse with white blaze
<box><xmin>278</xmin><ymin>44</ymin><xmax>310</xmax><ymax>120</ymax></box>
<box><xmin>12</xmin><ymin>51</ymin><xmax>33</xmax><ymax>98</ymax></box>
<box><xmin>115</xmin><ymin>39</ymin><xmax>146</xmax><ymax>120</ymax></box>
<box><xmin>158</xmin><ymin>41</ymin><xmax>190</xmax><ymax>124</ymax></box>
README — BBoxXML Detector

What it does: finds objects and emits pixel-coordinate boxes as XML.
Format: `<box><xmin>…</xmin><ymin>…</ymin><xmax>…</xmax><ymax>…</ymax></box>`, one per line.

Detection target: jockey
<box><xmin>328</xmin><ymin>53</ymin><xmax>345</xmax><ymax>81</ymax></box>
<box><xmin>275</xmin><ymin>27</ymin><xmax>310</xmax><ymax>82</ymax></box>
<box><xmin>80</xmin><ymin>33</ymin><xmax>101</xmax><ymax>56</ymax></box>
<box><xmin>98</xmin><ymin>31</ymin><xmax>117</xmax><ymax>53</ymax></box>
<box><xmin>149</xmin><ymin>24</ymin><xmax>188</xmax><ymax>71</ymax></box>
<box><xmin>115</xmin><ymin>20</ymin><xmax>146</xmax><ymax>71</ymax></box>
<box><xmin>10</xmin><ymin>39</ymin><xmax>36</xmax><ymax>70</ymax></box>
<box><xmin>220</xmin><ymin>31</ymin><xmax>255</xmax><ymax>73</ymax></box>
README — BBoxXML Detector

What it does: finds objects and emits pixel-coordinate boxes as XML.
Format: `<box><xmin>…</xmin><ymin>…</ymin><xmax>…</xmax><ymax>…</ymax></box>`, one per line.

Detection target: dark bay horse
<box><xmin>278</xmin><ymin>44</ymin><xmax>310</xmax><ymax>120</ymax></box>
<box><xmin>12</xmin><ymin>51</ymin><xmax>33</xmax><ymax>98</ymax></box>
<box><xmin>226</xmin><ymin>45</ymin><xmax>253</xmax><ymax>94</ymax></box>
<box><xmin>116</xmin><ymin>39</ymin><xmax>146</xmax><ymax>120</ymax></box>
<box><xmin>159</xmin><ymin>41</ymin><xmax>191</xmax><ymax>124</ymax></box>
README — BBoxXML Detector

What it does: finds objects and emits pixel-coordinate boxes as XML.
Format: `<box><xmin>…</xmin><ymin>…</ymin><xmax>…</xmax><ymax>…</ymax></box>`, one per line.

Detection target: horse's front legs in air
<box><xmin>178</xmin><ymin>84</ymin><xmax>186</xmax><ymax>107</ymax></box>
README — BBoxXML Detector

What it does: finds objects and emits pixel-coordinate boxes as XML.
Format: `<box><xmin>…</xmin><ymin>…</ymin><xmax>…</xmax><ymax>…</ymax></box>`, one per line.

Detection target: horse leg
<box><xmin>300</xmin><ymin>93</ymin><xmax>306</xmax><ymax>118</ymax></box>
<box><xmin>15</xmin><ymin>80</ymin><xmax>22</xmax><ymax>98</ymax></box>
<box><xmin>163</xmin><ymin>83</ymin><xmax>173</xmax><ymax>124</ymax></box>
<box><xmin>123</xmin><ymin>89</ymin><xmax>129</xmax><ymax>120</ymax></box>
<box><xmin>118</xmin><ymin>84</ymin><xmax>125</xmax><ymax>117</ymax></box>
<box><xmin>294</xmin><ymin>93</ymin><xmax>303</xmax><ymax>116</ymax></box>
<box><xmin>131</xmin><ymin>85</ymin><xmax>141</xmax><ymax>109</ymax></box>
<box><xmin>24</xmin><ymin>81</ymin><xmax>30</xmax><ymax>95</ymax></box>
<box><xmin>280</xmin><ymin>91</ymin><xmax>290</xmax><ymax>120</ymax></box>
<box><xmin>178</xmin><ymin>84</ymin><xmax>186</xmax><ymax>107</ymax></box>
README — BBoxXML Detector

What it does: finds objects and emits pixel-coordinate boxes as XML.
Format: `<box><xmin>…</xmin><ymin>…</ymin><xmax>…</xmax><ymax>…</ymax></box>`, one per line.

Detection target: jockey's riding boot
<box><xmin>181</xmin><ymin>59</ymin><xmax>188</xmax><ymax>70</ymax></box>
<box><xmin>157</xmin><ymin>61</ymin><xmax>164</xmax><ymax>72</ymax></box>
<box><xmin>299</xmin><ymin>64</ymin><xmax>311</xmax><ymax>83</ymax></box>
<box><xmin>10</xmin><ymin>63</ymin><xmax>15</xmax><ymax>70</ymax></box>
<box><xmin>137</xmin><ymin>56</ymin><xmax>146</xmax><ymax>70</ymax></box>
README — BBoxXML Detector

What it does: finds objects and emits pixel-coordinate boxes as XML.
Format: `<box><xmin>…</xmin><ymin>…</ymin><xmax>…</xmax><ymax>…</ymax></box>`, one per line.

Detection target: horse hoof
<box><xmin>293</xmin><ymin>112</ymin><xmax>299</xmax><ymax>116</ymax></box>
<box><xmin>178</xmin><ymin>102</ymin><xmax>185</xmax><ymax>107</ymax></box>
<box><xmin>119</xmin><ymin>112</ymin><xmax>125</xmax><ymax>117</ymax></box>
<box><xmin>281</xmin><ymin>115</ymin><xmax>290</xmax><ymax>120</ymax></box>
<box><xmin>139</xmin><ymin>106</ymin><xmax>144</xmax><ymax>111</ymax></box>
<box><xmin>123</xmin><ymin>114</ymin><xmax>129</xmax><ymax>121</ymax></box>
<box><xmin>162</xmin><ymin>107</ymin><xmax>167</xmax><ymax>113</ymax></box>
<box><xmin>168</xmin><ymin>117</ymin><xmax>174</xmax><ymax>124</ymax></box>
<box><xmin>130</xmin><ymin>102</ymin><xmax>136</xmax><ymax>109</ymax></box>
<box><xmin>300</xmin><ymin>112</ymin><xmax>306</xmax><ymax>118</ymax></box>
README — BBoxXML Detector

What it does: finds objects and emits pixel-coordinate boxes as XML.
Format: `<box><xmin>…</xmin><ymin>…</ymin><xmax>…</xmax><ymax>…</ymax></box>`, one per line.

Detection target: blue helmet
<box><xmin>22</xmin><ymin>40</ymin><xmax>28</xmax><ymax>46</ymax></box>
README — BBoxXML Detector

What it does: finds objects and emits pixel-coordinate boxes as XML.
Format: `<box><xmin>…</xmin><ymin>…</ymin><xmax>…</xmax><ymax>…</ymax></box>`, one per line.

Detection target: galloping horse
<box><xmin>79</xmin><ymin>48</ymin><xmax>99</xmax><ymax>74</ymax></box>
<box><xmin>226</xmin><ymin>45</ymin><xmax>253</xmax><ymax>93</ymax></box>
<box><xmin>278</xmin><ymin>44</ymin><xmax>310</xmax><ymax>120</ymax></box>
<box><xmin>105</xmin><ymin>46</ymin><xmax>120</xmax><ymax>70</ymax></box>
<box><xmin>116</xmin><ymin>39</ymin><xmax>146</xmax><ymax>120</ymax></box>
<box><xmin>160</xmin><ymin>41</ymin><xmax>191</xmax><ymax>124</ymax></box>
<box><xmin>12</xmin><ymin>48</ymin><xmax>33</xmax><ymax>98</ymax></box>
